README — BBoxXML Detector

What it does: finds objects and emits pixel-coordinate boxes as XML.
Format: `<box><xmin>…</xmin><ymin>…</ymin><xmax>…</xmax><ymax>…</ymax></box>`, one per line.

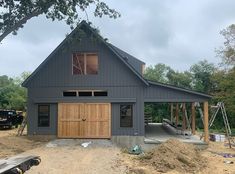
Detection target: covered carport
<box><xmin>144</xmin><ymin>80</ymin><xmax>212</xmax><ymax>144</ymax></box>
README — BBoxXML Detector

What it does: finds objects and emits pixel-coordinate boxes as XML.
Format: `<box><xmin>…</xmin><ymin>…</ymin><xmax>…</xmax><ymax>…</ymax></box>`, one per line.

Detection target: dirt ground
<box><xmin>1</xmin><ymin>129</ymin><xmax>235</xmax><ymax>174</ymax></box>
<box><xmin>0</xmin><ymin>129</ymin><xmax>128</xmax><ymax>174</ymax></box>
<box><xmin>122</xmin><ymin>140</ymin><xmax>235</xmax><ymax>174</ymax></box>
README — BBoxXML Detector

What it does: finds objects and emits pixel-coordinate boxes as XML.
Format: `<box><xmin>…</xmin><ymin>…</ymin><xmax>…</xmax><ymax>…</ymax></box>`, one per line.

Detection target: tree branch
<box><xmin>0</xmin><ymin>9</ymin><xmax>42</xmax><ymax>43</ymax></box>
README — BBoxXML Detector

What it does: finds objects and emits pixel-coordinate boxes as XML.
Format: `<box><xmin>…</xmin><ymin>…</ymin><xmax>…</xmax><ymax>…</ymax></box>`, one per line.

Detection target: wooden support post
<box><xmin>175</xmin><ymin>103</ymin><xmax>179</xmax><ymax>127</ymax></box>
<box><xmin>182</xmin><ymin>103</ymin><xmax>186</xmax><ymax>130</ymax></box>
<box><xmin>203</xmin><ymin>101</ymin><xmax>209</xmax><ymax>143</ymax></box>
<box><xmin>191</xmin><ymin>102</ymin><xmax>196</xmax><ymax>135</ymax></box>
<box><xmin>171</xmin><ymin>103</ymin><xmax>174</xmax><ymax>122</ymax></box>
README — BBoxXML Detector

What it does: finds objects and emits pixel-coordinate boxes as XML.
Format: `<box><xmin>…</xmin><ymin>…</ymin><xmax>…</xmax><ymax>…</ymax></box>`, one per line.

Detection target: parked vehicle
<box><xmin>0</xmin><ymin>110</ymin><xmax>24</xmax><ymax>129</ymax></box>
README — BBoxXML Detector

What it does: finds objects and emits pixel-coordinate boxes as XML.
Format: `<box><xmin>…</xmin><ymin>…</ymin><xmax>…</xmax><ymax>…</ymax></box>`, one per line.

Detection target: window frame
<box><xmin>93</xmin><ymin>91</ymin><xmax>108</xmax><ymax>97</ymax></box>
<box><xmin>63</xmin><ymin>91</ymin><xmax>77</xmax><ymax>97</ymax></box>
<box><xmin>72</xmin><ymin>52</ymin><xmax>98</xmax><ymax>75</ymax></box>
<box><xmin>38</xmin><ymin>105</ymin><xmax>50</xmax><ymax>127</ymax></box>
<box><xmin>78</xmin><ymin>91</ymin><xmax>93</xmax><ymax>97</ymax></box>
<box><xmin>120</xmin><ymin>104</ymin><xmax>133</xmax><ymax>128</ymax></box>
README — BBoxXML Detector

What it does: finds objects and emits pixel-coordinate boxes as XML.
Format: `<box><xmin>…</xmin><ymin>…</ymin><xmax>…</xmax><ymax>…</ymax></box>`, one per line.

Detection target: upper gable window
<box><xmin>72</xmin><ymin>53</ymin><xmax>98</xmax><ymax>75</ymax></box>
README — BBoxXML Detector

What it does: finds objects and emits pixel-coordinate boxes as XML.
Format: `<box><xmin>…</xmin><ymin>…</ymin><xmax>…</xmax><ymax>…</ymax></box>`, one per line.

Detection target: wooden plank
<box><xmin>84</xmin><ymin>103</ymin><xmax>111</xmax><ymax>138</ymax></box>
<box><xmin>170</xmin><ymin>103</ymin><xmax>174</xmax><ymax>122</ymax></box>
<box><xmin>203</xmin><ymin>101</ymin><xmax>209</xmax><ymax>143</ymax></box>
<box><xmin>175</xmin><ymin>103</ymin><xmax>179</xmax><ymax>127</ymax></box>
<box><xmin>182</xmin><ymin>103</ymin><xmax>186</xmax><ymax>130</ymax></box>
<box><xmin>58</xmin><ymin>103</ymin><xmax>110</xmax><ymax>138</ymax></box>
<box><xmin>58</xmin><ymin>103</ymin><xmax>84</xmax><ymax>138</ymax></box>
<box><xmin>191</xmin><ymin>102</ymin><xmax>196</xmax><ymax>135</ymax></box>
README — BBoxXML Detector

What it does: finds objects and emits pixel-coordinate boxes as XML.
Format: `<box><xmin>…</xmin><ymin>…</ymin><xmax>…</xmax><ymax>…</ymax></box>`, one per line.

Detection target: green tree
<box><xmin>0</xmin><ymin>75</ymin><xmax>13</xmax><ymax>87</ymax></box>
<box><xmin>0</xmin><ymin>72</ymin><xmax>30</xmax><ymax>110</ymax></box>
<box><xmin>216</xmin><ymin>24</ymin><xmax>235</xmax><ymax>66</ymax></box>
<box><xmin>166</xmin><ymin>70</ymin><xmax>192</xmax><ymax>89</ymax></box>
<box><xmin>144</xmin><ymin>63</ymin><xmax>172</xmax><ymax>83</ymax></box>
<box><xmin>0</xmin><ymin>0</ymin><xmax>120</xmax><ymax>42</ymax></box>
<box><xmin>190</xmin><ymin>60</ymin><xmax>216</xmax><ymax>93</ymax></box>
<box><xmin>212</xmin><ymin>68</ymin><xmax>235</xmax><ymax>129</ymax></box>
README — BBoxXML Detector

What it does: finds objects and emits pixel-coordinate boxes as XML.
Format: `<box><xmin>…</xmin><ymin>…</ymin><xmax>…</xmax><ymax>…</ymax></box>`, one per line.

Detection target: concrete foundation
<box><xmin>111</xmin><ymin>136</ymin><xmax>145</xmax><ymax>148</ymax></box>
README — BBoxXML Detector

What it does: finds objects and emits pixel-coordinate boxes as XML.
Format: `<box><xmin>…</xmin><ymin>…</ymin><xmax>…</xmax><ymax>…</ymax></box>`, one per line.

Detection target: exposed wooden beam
<box><xmin>171</xmin><ymin>103</ymin><xmax>174</xmax><ymax>122</ymax></box>
<box><xmin>175</xmin><ymin>103</ymin><xmax>179</xmax><ymax>128</ymax></box>
<box><xmin>191</xmin><ymin>102</ymin><xmax>196</xmax><ymax>135</ymax></box>
<box><xmin>182</xmin><ymin>103</ymin><xmax>186</xmax><ymax>130</ymax></box>
<box><xmin>203</xmin><ymin>101</ymin><xmax>209</xmax><ymax>143</ymax></box>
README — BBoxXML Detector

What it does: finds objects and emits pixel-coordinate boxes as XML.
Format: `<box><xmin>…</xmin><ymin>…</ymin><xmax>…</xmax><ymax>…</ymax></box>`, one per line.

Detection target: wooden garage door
<box><xmin>58</xmin><ymin>103</ymin><xmax>111</xmax><ymax>138</ymax></box>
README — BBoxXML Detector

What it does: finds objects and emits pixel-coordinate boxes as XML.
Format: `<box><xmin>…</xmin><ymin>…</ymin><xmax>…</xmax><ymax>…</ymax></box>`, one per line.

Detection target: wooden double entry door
<box><xmin>58</xmin><ymin>103</ymin><xmax>111</xmax><ymax>138</ymax></box>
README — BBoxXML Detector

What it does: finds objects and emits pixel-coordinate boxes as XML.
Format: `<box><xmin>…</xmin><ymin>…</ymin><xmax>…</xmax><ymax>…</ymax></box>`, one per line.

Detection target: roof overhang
<box><xmin>147</xmin><ymin>80</ymin><xmax>212</xmax><ymax>99</ymax></box>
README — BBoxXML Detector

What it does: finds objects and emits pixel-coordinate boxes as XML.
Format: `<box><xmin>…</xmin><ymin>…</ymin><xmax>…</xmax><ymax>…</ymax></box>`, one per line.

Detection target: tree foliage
<box><xmin>0</xmin><ymin>72</ymin><xmax>30</xmax><ymax>110</ymax></box>
<box><xmin>144</xmin><ymin>63</ymin><xmax>171</xmax><ymax>83</ymax></box>
<box><xmin>217</xmin><ymin>24</ymin><xmax>235</xmax><ymax>66</ymax></box>
<box><xmin>0</xmin><ymin>0</ymin><xmax>120</xmax><ymax>42</ymax></box>
<box><xmin>190</xmin><ymin>60</ymin><xmax>216</xmax><ymax>93</ymax></box>
<box><xmin>144</xmin><ymin>59</ymin><xmax>234</xmax><ymax>129</ymax></box>
<box><xmin>166</xmin><ymin>69</ymin><xmax>192</xmax><ymax>89</ymax></box>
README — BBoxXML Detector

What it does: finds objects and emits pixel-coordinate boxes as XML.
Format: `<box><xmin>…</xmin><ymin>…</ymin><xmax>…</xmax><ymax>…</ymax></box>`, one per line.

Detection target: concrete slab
<box><xmin>46</xmin><ymin>139</ymin><xmax>114</xmax><ymax>148</ymax></box>
<box><xmin>145</xmin><ymin>123</ymin><xmax>206</xmax><ymax>145</ymax></box>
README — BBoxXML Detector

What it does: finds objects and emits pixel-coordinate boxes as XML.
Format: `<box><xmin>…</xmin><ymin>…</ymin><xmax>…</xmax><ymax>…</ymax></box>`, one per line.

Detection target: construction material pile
<box><xmin>140</xmin><ymin>139</ymin><xmax>206</xmax><ymax>173</ymax></box>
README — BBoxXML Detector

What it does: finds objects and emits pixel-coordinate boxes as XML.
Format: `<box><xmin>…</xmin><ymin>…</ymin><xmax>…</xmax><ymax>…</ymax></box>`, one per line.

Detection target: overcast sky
<box><xmin>1</xmin><ymin>0</ymin><xmax>235</xmax><ymax>77</ymax></box>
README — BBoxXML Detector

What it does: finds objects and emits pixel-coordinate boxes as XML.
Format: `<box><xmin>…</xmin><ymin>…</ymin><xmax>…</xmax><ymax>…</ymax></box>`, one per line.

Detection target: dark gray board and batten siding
<box><xmin>26</xmin><ymin>33</ymin><xmax>146</xmax><ymax>136</ymax></box>
<box><xmin>24</xmin><ymin>21</ymin><xmax>211</xmax><ymax>136</ymax></box>
<box><xmin>144</xmin><ymin>84</ymin><xmax>211</xmax><ymax>103</ymax></box>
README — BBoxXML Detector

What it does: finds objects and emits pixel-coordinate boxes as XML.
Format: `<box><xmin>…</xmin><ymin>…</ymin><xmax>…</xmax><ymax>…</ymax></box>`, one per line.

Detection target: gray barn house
<box><xmin>22</xmin><ymin>21</ymin><xmax>211</xmax><ymax>145</ymax></box>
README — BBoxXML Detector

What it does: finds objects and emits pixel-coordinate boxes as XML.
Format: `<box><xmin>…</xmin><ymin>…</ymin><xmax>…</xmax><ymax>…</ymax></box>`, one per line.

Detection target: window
<box><xmin>62</xmin><ymin>90</ymin><xmax>108</xmax><ymax>97</ymax></box>
<box><xmin>94</xmin><ymin>91</ymin><xmax>108</xmax><ymax>96</ymax></box>
<box><xmin>120</xmin><ymin>104</ymin><xmax>133</xmax><ymax>127</ymax></box>
<box><xmin>78</xmin><ymin>91</ymin><xmax>92</xmax><ymax>96</ymax></box>
<box><xmin>72</xmin><ymin>53</ymin><xmax>98</xmax><ymax>75</ymax></box>
<box><xmin>63</xmin><ymin>91</ymin><xmax>77</xmax><ymax>97</ymax></box>
<box><xmin>38</xmin><ymin>105</ymin><xmax>50</xmax><ymax>127</ymax></box>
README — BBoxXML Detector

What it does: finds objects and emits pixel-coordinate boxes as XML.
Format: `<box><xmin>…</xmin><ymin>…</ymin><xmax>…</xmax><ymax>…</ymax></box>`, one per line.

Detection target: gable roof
<box><xmin>147</xmin><ymin>79</ymin><xmax>212</xmax><ymax>99</ymax></box>
<box><xmin>22</xmin><ymin>21</ymin><xmax>148</xmax><ymax>87</ymax></box>
<box><xmin>21</xmin><ymin>21</ymin><xmax>212</xmax><ymax>100</ymax></box>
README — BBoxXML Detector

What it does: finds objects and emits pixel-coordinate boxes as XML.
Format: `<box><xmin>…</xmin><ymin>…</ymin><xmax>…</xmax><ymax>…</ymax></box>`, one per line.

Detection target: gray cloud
<box><xmin>1</xmin><ymin>0</ymin><xmax>235</xmax><ymax>77</ymax></box>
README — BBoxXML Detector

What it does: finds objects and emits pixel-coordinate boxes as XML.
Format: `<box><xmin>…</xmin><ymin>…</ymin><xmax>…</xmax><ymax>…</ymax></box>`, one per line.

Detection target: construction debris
<box><xmin>210</xmin><ymin>134</ymin><xmax>226</xmax><ymax>142</ymax></box>
<box><xmin>81</xmin><ymin>141</ymin><xmax>92</xmax><ymax>148</ymax></box>
<box><xmin>209</xmin><ymin>151</ymin><xmax>235</xmax><ymax>158</ymax></box>
<box><xmin>223</xmin><ymin>160</ymin><xmax>234</xmax><ymax>164</ymax></box>
<box><xmin>128</xmin><ymin>145</ymin><xmax>143</xmax><ymax>155</ymax></box>
<box><xmin>139</xmin><ymin>139</ymin><xmax>206</xmax><ymax>173</ymax></box>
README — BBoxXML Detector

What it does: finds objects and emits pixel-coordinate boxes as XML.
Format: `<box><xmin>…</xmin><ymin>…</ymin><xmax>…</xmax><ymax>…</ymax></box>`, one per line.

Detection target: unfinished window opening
<box><xmin>38</xmin><ymin>105</ymin><xmax>50</xmax><ymax>127</ymax></box>
<box><xmin>94</xmin><ymin>91</ymin><xmax>108</xmax><ymax>96</ymax></box>
<box><xmin>63</xmin><ymin>91</ymin><xmax>77</xmax><ymax>97</ymax></box>
<box><xmin>120</xmin><ymin>104</ymin><xmax>133</xmax><ymax>127</ymax></box>
<box><xmin>72</xmin><ymin>53</ymin><xmax>98</xmax><ymax>75</ymax></box>
<box><xmin>78</xmin><ymin>91</ymin><xmax>92</xmax><ymax>97</ymax></box>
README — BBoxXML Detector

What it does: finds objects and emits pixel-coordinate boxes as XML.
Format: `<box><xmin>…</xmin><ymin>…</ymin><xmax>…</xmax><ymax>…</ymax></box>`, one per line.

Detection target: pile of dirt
<box><xmin>140</xmin><ymin>139</ymin><xmax>207</xmax><ymax>173</ymax></box>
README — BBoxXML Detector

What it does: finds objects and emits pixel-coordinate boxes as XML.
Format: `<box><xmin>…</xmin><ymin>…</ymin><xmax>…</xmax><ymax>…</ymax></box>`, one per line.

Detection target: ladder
<box><xmin>198</xmin><ymin>102</ymin><xmax>234</xmax><ymax>148</ymax></box>
<box><xmin>210</xmin><ymin>102</ymin><xmax>231</xmax><ymax>134</ymax></box>
<box><xmin>17</xmin><ymin>115</ymin><xmax>27</xmax><ymax>136</ymax></box>
<box><xmin>209</xmin><ymin>102</ymin><xmax>233</xmax><ymax>148</ymax></box>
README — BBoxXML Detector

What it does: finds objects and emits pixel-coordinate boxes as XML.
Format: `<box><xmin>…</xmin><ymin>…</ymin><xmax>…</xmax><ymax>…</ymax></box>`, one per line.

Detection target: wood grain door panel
<box><xmin>58</xmin><ymin>103</ymin><xmax>110</xmax><ymax>138</ymax></box>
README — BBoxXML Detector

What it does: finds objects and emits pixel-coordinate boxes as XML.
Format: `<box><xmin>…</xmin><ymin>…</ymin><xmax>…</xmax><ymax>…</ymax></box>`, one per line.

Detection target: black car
<box><xmin>0</xmin><ymin>110</ymin><xmax>24</xmax><ymax>129</ymax></box>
